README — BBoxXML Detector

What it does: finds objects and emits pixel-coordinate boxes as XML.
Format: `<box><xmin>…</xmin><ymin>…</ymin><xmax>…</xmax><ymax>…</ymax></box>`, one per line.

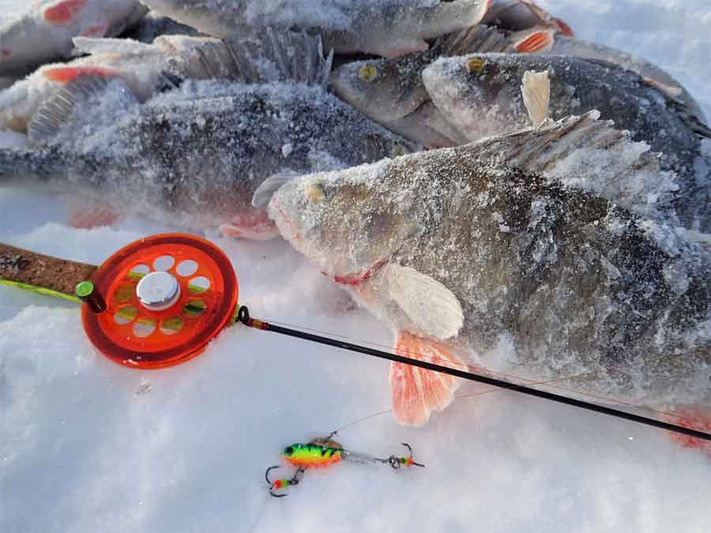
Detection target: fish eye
<box><xmin>466</xmin><ymin>57</ymin><xmax>485</xmax><ymax>74</ymax></box>
<box><xmin>283</xmin><ymin>446</ymin><xmax>294</xmax><ymax>456</ymax></box>
<box><xmin>305</xmin><ymin>182</ymin><xmax>326</xmax><ymax>203</ymax></box>
<box><xmin>358</xmin><ymin>64</ymin><xmax>378</xmax><ymax>82</ymax></box>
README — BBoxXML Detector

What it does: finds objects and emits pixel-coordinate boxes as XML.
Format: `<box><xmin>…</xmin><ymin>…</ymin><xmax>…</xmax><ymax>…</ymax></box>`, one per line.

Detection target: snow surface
<box><xmin>2</xmin><ymin>2</ymin><xmax>711</xmax><ymax>533</ymax></box>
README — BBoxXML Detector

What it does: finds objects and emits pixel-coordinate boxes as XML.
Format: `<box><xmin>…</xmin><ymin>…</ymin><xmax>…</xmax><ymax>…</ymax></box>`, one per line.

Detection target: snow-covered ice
<box><xmin>2</xmin><ymin>1</ymin><xmax>711</xmax><ymax>533</ymax></box>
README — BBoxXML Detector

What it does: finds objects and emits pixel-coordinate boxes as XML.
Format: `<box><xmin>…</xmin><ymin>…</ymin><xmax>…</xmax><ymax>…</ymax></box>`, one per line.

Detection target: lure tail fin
<box><xmin>390</xmin><ymin>331</ymin><xmax>463</xmax><ymax>426</ymax></box>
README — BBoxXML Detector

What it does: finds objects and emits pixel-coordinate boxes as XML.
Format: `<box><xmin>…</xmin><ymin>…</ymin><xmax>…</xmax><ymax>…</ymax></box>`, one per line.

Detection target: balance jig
<box><xmin>265</xmin><ymin>432</ymin><xmax>424</xmax><ymax>497</ymax></box>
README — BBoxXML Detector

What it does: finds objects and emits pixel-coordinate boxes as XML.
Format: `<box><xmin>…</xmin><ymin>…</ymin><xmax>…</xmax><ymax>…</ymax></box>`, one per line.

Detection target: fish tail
<box><xmin>661</xmin><ymin>407</ymin><xmax>711</xmax><ymax>458</ymax></box>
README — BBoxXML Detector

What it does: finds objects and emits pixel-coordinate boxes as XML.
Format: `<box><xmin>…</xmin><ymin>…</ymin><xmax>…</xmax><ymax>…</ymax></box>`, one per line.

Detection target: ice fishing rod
<box><xmin>1</xmin><ymin>233</ymin><xmax>709</xmax><ymax>442</ymax></box>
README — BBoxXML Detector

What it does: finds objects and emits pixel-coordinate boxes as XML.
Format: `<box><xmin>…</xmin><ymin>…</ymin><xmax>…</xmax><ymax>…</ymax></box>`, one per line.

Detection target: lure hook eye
<box><xmin>388</xmin><ymin>443</ymin><xmax>425</xmax><ymax>469</ymax></box>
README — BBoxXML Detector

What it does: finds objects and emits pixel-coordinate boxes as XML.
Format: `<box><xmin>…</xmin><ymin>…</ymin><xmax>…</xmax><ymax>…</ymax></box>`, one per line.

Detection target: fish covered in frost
<box><xmin>257</xmin><ymin>75</ymin><xmax>711</xmax><ymax>426</ymax></box>
<box><xmin>0</xmin><ymin>0</ymin><xmax>148</xmax><ymax>77</ymax></box>
<box><xmin>0</xmin><ymin>33</ymin><xmax>414</xmax><ymax>238</ymax></box>
<box><xmin>138</xmin><ymin>0</ymin><xmax>491</xmax><ymax>57</ymax></box>
<box><xmin>1</xmin><ymin>30</ymin><xmax>327</xmax><ymax>135</ymax></box>
<box><xmin>422</xmin><ymin>53</ymin><xmax>711</xmax><ymax>230</ymax></box>
<box><xmin>500</xmin><ymin>25</ymin><xmax>706</xmax><ymax>123</ymax></box>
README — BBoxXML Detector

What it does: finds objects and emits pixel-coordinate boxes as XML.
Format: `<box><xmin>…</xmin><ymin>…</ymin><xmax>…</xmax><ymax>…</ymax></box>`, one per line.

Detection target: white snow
<box><xmin>2</xmin><ymin>1</ymin><xmax>711</xmax><ymax>533</ymax></box>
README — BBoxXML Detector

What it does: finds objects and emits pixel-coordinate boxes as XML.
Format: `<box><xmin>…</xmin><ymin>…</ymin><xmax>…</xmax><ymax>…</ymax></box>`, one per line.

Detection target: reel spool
<box><xmin>81</xmin><ymin>234</ymin><xmax>238</xmax><ymax>369</ymax></box>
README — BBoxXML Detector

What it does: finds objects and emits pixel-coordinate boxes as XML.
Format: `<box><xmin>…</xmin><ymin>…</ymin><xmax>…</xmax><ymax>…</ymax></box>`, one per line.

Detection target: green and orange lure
<box><xmin>265</xmin><ymin>433</ymin><xmax>424</xmax><ymax>497</ymax></box>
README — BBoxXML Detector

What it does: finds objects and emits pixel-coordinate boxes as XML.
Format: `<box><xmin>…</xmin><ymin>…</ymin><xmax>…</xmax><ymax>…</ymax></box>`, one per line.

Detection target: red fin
<box><xmin>43</xmin><ymin>66</ymin><xmax>118</xmax><ymax>84</ymax></box>
<box><xmin>219</xmin><ymin>209</ymin><xmax>279</xmax><ymax>240</ymax></box>
<box><xmin>43</xmin><ymin>0</ymin><xmax>88</xmax><ymax>24</ymax></box>
<box><xmin>68</xmin><ymin>202</ymin><xmax>121</xmax><ymax>229</ymax></box>
<box><xmin>1</xmin><ymin>49</ymin><xmax>10</xmax><ymax>58</ymax></box>
<box><xmin>662</xmin><ymin>409</ymin><xmax>711</xmax><ymax>458</ymax></box>
<box><xmin>81</xmin><ymin>24</ymin><xmax>108</xmax><ymax>37</ymax></box>
<box><xmin>390</xmin><ymin>331</ymin><xmax>463</xmax><ymax>426</ymax></box>
<box><xmin>514</xmin><ymin>30</ymin><xmax>555</xmax><ymax>54</ymax></box>
<box><xmin>553</xmin><ymin>17</ymin><xmax>574</xmax><ymax>37</ymax></box>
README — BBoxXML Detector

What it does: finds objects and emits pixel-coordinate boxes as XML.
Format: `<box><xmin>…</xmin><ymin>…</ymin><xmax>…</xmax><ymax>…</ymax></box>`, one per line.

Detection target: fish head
<box><xmin>330</xmin><ymin>57</ymin><xmax>430</xmax><ymax>123</ymax></box>
<box><xmin>422</xmin><ymin>53</ymin><xmax>539</xmax><ymax>141</ymax></box>
<box><xmin>264</xmin><ymin>167</ymin><xmax>411</xmax><ymax>279</ymax></box>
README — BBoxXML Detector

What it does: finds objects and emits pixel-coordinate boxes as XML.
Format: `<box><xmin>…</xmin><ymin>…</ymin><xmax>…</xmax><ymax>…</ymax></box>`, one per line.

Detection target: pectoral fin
<box><xmin>521</xmin><ymin>70</ymin><xmax>550</xmax><ymax>127</ymax></box>
<box><xmin>384</xmin><ymin>263</ymin><xmax>464</xmax><ymax>340</ymax></box>
<box><xmin>251</xmin><ymin>171</ymin><xmax>299</xmax><ymax>209</ymax></box>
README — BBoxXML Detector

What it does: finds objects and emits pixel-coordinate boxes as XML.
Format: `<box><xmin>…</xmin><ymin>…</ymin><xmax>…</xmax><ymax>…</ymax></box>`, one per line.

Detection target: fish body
<box><xmin>138</xmin><ymin>0</ymin><xmax>490</xmax><ymax>57</ymax></box>
<box><xmin>281</xmin><ymin>443</ymin><xmax>343</xmax><ymax>468</ymax></box>
<box><xmin>422</xmin><ymin>53</ymin><xmax>711</xmax><ymax>230</ymax></box>
<box><xmin>547</xmin><ymin>35</ymin><xmax>706</xmax><ymax>124</ymax></box>
<box><xmin>264</xmin><ymin>113</ymin><xmax>711</xmax><ymax>425</ymax></box>
<box><xmin>0</xmin><ymin>0</ymin><xmax>148</xmax><ymax>77</ymax></box>
<box><xmin>0</xmin><ymin>81</ymin><xmax>413</xmax><ymax>237</ymax></box>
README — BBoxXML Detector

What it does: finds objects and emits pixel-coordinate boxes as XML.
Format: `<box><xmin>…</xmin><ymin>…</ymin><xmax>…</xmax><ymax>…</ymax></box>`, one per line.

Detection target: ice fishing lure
<box><xmin>265</xmin><ymin>433</ymin><xmax>424</xmax><ymax>497</ymax></box>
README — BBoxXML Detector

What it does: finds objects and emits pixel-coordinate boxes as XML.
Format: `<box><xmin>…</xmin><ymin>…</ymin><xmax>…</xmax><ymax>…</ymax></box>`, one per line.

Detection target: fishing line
<box><xmin>334</xmin><ymin>373</ymin><xmax>594</xmax><ymax>434</ymax></box>
<box><xmin>237</xmin><ymin>305</ymin><xmax>711</xmax><ymax>443</ymax></box>
<box><xmin>259</xmin><ymin>315</ymin><xmax>700</xmax><ymax>428</ymax></box>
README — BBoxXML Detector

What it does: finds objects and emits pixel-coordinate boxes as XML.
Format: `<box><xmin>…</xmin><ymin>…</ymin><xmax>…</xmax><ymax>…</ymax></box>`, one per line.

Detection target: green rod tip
<box><xmin>75</xmin><ymin>280</ymin><xmax>94</xmax><ymax>299</ymax></box>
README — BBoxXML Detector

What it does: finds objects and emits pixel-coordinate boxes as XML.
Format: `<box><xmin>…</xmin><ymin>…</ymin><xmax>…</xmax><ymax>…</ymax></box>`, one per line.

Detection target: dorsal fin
<box><xmin>432</xmin><ymin>25</ymin><xmax>513</xmax><ymax>57</ymax></box>
<box><xmin>166</xmin><ymin>29</ymin><xmax>334</xmax><ymax>86</ymax></box>
<box><xmin>466</xmin><ymin>111</ymin><xmax>678</xmax><ymax>217</ymax></box>
<box><xmin>28</xmin><ymin>73</ymin><xmax>132</xmax><ymax>144</ymax></box>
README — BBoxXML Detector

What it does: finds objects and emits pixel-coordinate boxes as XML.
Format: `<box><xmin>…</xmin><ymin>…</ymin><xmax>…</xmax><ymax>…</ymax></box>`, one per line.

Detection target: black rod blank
<box><xmin>237</xmin><ymin>306</ymin><xmax>711</xmax><ymax>443</ymax></box>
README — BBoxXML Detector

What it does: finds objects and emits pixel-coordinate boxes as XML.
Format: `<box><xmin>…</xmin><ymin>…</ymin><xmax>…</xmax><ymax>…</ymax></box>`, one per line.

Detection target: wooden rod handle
<box><xmin>0</xmin><ymin>243</ymin><xmax>97</xmax><ymax>297</ymax></box>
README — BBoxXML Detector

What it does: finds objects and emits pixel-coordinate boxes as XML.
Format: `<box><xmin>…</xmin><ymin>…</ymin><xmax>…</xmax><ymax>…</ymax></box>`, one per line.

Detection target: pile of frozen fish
<box><xmin>1</xmin><ymin>0</ymin><xmax>710</xmax><ymax>432</ymax></box>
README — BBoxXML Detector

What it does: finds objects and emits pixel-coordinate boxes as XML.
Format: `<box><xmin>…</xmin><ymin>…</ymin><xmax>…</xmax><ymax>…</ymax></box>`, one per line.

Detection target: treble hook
<box><xmin>265</xmin><ymin>465</ymin><xmax>303</xmax><ymax>497</ymax></box>
<box><xmin>387</xmin><ymin>443</ymin><xmax>425</xmax><ymax>469</ymax></box>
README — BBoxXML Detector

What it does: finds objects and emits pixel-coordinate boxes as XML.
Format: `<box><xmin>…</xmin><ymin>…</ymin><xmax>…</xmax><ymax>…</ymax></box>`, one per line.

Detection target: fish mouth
<box><xmin>271</xmin><ymin>196</ymin><xmax>302</xmax><ymax>242</ymax></box>
<box><xmin>327</xmin><ymin>259</ymin><xmax>387</xmax><ymax>287</ymax></box>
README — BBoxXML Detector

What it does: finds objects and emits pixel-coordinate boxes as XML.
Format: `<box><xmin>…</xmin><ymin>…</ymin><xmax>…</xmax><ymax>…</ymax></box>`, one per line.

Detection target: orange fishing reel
<box><xmin>77</xmin><ymin>234</ymin><xmax>238</xmax><ymax>369</ymax></box>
